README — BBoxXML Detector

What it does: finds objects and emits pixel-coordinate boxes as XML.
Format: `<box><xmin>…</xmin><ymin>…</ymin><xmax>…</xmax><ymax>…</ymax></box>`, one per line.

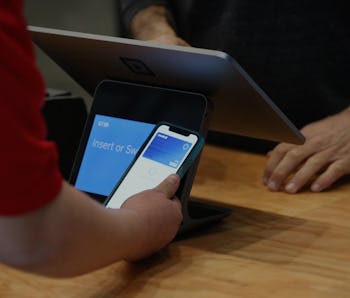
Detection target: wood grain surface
<box><xmin>1</xmin><ymin>145</ymin><xmax>349</xmax><ymax>298</ymax></box>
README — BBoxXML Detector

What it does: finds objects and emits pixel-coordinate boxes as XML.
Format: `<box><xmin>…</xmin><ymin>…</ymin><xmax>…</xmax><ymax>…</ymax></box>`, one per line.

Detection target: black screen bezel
<box><xmin>69</xmin><ymin>80</ymin><xmax>208</xmax><ymax>203</ymax></box>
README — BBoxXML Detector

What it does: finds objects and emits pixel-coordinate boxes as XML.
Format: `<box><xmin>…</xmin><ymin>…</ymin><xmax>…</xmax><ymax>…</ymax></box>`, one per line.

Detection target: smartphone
<box><xmin>104</xmin><ymin>122</ymin><xmax>204</xmax><ymax>208</ymax></box>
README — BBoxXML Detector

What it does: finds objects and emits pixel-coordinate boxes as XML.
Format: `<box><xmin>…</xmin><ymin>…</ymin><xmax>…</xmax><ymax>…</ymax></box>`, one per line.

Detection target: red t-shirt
<box><xmin>0</xmin><ymin>0</ymin><xmax>63</xmax><ymax>215</ymax></box>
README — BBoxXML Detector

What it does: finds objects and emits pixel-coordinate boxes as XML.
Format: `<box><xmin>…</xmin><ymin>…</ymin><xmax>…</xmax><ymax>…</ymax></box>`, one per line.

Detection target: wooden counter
<box><xmin>1</xmin><ymin>145</ymin><xmax>350</xmax><ymax>297</ymax></box>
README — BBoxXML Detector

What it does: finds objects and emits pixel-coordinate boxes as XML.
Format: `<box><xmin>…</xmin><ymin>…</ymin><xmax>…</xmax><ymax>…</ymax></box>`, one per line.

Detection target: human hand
<box><xmin>120</xmin><ymin>174</ymin><xmax>183</xmax><ymax>260</ymax></box>
<box><xmin>148</xmin><ymin>33</ymin><xmax>190</xmax><ymax>47</ymax></box>
<box><xmin>263</xmin><ymin>107</ymin><xmax>350</xmax><ymax>193</ymax></box>
<box><xmin>130</xmin><ymin>5</ymin><xmax>190</xmax><ymax>47</ymax></box>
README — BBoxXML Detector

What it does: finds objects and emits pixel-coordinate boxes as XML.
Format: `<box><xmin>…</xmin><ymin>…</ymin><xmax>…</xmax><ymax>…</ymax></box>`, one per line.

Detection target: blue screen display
<box><xmin>75</xmin><ymin>115</ymin><xmax>154</xmax><ymax>196</ymax></box>
<box><xmin>142</xmin><ymin>133</ymin><xmax>192</xmax><ymax>169</ymax></box>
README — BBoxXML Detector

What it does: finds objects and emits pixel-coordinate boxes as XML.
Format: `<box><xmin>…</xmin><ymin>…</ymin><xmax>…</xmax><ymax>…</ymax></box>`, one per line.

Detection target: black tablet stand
<box><xmin>75</xmin><ymin>80</ymin><xmax>232</xmax><ymax>234</ymax></box>
<box><xmin>178</xmin><ymin>163</ymin><xmax>232</xmax><ymax>234</ymax></box>
<box><xmin>175</xmin><ymin>103</ymin><xmax>232</xmax><ymax>234</ymax></box>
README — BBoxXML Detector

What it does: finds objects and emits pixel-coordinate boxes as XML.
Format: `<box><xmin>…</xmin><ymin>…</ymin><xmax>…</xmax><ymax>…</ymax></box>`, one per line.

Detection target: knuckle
<box><xmin>274</xmin><ymin>145</ymin><xmax>289</xmax><ymax>155</ymax></box>
<box><xmin>330</xmin><ymin>163</ymin><xmax>347</xmax><ymax>175</ymax></box>
<box><xmin>286</xmin><ymin>148</ymin><xmax>303</xmax><ymax>160</ymax></box>
<box><xmin>307</xmin><ymin>157</ymin><xmax>324</xmax><ymax>169</ymax></box>
<box><xmin>292</xmin><ymin>170</ymin><xmax>308</xmax><ymax>181</ymax></box>
<box><xmin>310</xmin><ymin>137</ymin><xmax>326</xmax><ymax>148</ymax></box>
<box><xmin>270</xmin><ymin>170</ymin><xmax>284</xmax><ymax>181</ymax></box>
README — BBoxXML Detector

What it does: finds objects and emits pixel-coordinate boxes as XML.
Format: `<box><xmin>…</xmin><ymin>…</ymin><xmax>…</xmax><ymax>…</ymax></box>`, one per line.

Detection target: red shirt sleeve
<box><xmin>0</xmin><ymin>0</ymin><xmax>63</xmax><ymax>215</ymax></box>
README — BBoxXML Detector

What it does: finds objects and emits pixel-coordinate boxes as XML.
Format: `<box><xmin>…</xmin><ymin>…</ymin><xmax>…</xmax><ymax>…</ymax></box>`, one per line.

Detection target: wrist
<box><xmin>113</xmin><ymin>208</ymin><xmax>150</xmax><ymax>261</ymax></box>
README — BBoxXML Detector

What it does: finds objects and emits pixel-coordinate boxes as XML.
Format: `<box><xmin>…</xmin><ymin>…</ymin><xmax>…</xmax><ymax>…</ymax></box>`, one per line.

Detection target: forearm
<box><xmin>130</xmin><ymin>5</ymin><xmax>177</xmax><ymax>40</ymax></box>
<box><xmin>0</xmin><ymin>182</ymin><xmax>146</xmax><ymax>277</ymax></box>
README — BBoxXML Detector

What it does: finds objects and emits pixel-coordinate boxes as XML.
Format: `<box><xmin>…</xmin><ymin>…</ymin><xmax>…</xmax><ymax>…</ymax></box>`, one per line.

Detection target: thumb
<box><xmin>154</xmin><ymin>174</ymin><xmax>180</xmax><ymax>198</ymax></box>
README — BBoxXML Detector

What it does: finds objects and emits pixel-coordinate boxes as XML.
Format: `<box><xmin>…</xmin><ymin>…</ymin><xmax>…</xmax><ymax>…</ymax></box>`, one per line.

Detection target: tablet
<box><xmin>29</xmin><ymin>26</ymin><xmax>304</xmax><ymax>145</ymax></box>
<box><xmin>69</xmin><ymin>80</ymin><xmax>208</xmax><ymax>202</ymax></box>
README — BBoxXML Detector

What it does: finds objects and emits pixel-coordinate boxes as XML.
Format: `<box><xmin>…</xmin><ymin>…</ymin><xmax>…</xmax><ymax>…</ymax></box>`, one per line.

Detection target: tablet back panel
<box><xmin>29</xmin><ymin>26</ymin><xmax>304</xmax><ymax>144</ymax></box>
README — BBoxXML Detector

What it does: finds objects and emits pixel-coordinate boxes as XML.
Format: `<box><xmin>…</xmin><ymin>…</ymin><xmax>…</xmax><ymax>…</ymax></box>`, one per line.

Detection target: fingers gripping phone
<box><xmin>104</xmin><ymin>123</ymin><xmax>204</xmax><ymax>209</ymax></box>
